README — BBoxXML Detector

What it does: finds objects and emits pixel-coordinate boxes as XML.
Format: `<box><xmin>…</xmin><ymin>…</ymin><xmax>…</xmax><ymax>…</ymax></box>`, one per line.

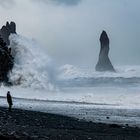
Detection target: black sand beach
<box><xmin>0</xmin><ymin>107</ymin><xmax>140</xmax><ymax>140</ymax></box>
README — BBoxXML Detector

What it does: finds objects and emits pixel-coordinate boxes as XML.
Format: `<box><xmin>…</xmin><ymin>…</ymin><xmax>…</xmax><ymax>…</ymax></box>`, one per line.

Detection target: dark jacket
<box><xmin>7</xmin><ymin>93</ymin><xmax>13</xmax><ymax>106</ymax></box>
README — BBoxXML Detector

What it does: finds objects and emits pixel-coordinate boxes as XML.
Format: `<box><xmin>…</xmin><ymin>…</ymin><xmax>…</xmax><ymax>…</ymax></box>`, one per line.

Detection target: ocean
<box><xmin>0</xmin><ymin>34</ymin><xmax>139</xmax><ymax>110</ymax></box>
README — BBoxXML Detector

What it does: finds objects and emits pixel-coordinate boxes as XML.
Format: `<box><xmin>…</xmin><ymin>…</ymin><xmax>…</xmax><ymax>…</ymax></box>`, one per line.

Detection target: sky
<box><xmin>0</xmin><ymin>0</ymin><xmax>140</xmax><ymax>67</ymax></box>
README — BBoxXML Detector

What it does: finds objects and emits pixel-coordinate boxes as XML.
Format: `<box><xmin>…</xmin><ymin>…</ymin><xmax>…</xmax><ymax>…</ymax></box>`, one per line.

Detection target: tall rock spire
<box><xmin>95</xmin><ymin>31</ymin><xmax>115</xmax><ymax>72</ymax></box>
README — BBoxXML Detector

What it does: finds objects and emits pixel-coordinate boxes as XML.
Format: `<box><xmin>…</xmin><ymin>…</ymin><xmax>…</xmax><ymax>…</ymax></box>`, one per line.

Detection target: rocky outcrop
<box><xmin>0</xmin><ymin>22</ymin><xmax>15</xmax><ymax>84</ymax></box>
<box><xmin>0</xmin><ymin>21</ymin><xmax>16</xmax><ymax>46</ymax></box>
<box><xmin>95</xmin><ymin>31</ymin><xmax>115</xmax><ymax>72</ymax></box>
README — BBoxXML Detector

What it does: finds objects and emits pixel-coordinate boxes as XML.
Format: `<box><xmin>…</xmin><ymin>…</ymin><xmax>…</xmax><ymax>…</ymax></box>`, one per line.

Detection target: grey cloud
<box><xmin>32</xmin><ymin>0</ymin><xmax>81</xmax><ymax>6</ymax></box>
<box><xmin>0</xmin><ymin>0</ymin><xmax>15</xmax><ymax>8</ymax></box>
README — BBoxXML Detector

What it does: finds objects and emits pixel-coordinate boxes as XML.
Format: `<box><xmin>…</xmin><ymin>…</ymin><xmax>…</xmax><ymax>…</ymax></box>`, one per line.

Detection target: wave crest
<box><xmin>8</xmin><ymin>34</ymin><xmax>54</xmax><ymax>90</ymax></box>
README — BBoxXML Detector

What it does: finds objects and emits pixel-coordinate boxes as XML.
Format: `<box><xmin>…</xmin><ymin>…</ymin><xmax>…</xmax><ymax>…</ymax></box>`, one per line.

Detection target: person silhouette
<box><xmin>7</xmin><ymin>91</ymin><xmax>13</xmax><ymax>111</ymax></box>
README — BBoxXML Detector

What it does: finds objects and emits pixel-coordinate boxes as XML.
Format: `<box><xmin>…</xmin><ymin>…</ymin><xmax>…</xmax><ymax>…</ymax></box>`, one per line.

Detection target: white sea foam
<box><xmin>0</xmin><ymin>33</ymin><xmax>139</xmax><ymax>110</ymax></box>
<box><xmin>8</xmin><ymin>34</ymin><xmax>54</xmax><ymax>90</ymax></box>
<box><xmin>59</xmin><ymin>64</ymin><xmax>140</xmax><ymax>79</ymax></box>
<box><xmin>7</xmin><ymin>34</ymin><xmax>140</xmax><ymax>90</ymax></box>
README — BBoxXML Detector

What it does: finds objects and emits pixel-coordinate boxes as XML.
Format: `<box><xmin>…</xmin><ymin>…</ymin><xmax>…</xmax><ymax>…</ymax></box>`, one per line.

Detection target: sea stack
<box><xmin>0</xmin><ymin>21</ymin><xmax>16</xmax><ymax>83</ymax></box>
<box><xmin>95</xmin><ymin>31</ymin><xmax>115</xmax><ymax>72</ymax></box>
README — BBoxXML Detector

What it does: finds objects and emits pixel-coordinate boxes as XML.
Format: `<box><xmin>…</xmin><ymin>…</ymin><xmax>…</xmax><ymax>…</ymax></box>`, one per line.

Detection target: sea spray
<box><xmin>59</xmin><ymin>64</ymin><xmax>140</xmax><ymax>79</ymax></box>
<box><xmin>8</xmin><ymin>34</ymin><xmax>54</xmax><ymax>90</ymax></box>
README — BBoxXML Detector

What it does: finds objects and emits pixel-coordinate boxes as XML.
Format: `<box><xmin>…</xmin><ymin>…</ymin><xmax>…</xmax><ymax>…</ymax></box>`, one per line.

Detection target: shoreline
<box><xmin>1</xmin><ymin>96</ymin><xmax>140</xmax><ymax>128</ymax></box>
<box><xmin>0</xmin><ymin>107</ymin><xmax>140</xmax><ymax>140</ymax></box>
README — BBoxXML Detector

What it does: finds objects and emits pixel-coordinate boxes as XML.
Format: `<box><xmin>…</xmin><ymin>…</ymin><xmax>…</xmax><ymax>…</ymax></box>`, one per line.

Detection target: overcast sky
<box><xmin>0</xmin><ymin>0</ymin><xmax>140</xmax><ymax>67</ymax></box>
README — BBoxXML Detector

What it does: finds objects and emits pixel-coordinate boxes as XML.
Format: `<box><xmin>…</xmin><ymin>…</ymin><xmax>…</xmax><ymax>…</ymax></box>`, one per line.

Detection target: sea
<box><xmin>1</xmin><ymin>34</ymin><xmax>140</xmax><ymax>109</ymax></box>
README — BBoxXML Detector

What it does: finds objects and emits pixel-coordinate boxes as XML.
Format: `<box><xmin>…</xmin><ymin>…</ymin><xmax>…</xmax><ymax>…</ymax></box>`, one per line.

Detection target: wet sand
<box><xmin>0</xmin><ymin>107</ymin><xmax>140</xmax><ymax>140</ymax></box>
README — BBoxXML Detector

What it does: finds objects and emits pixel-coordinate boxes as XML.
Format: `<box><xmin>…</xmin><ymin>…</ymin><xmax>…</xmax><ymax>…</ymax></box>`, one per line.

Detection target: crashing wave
<box><xmin>8</xmin><ymin>34</ymin><xmax>54</xmax><ymax>90</ymax></box>
<box><xmin>59</xmin><ymin>64</ymin><xmax>140</xmax><ymax>79</ymax></box>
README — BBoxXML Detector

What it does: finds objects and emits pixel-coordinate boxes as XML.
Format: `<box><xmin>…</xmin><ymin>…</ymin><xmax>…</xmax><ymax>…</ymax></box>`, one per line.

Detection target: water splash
<box><xmin>8</xmin><ymin>34</ymin><xmax>54</xmax><ymax>90</ymax></box>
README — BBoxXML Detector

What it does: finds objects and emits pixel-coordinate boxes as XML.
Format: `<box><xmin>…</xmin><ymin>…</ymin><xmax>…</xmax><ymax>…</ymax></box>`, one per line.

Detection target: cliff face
<box><xmin>0</xmin><ymin>22</ymin><xmax>16</xmax><ymax>83</ymax></box>
<box><xmin>0</xmin><ymin>22</ymin><xmax>16</xmax><ymax>46</ymax></box>
<box><xmin>96</xmin><ymin>31</ymin><xmax>115</xmax><ymax>72</ymax></box>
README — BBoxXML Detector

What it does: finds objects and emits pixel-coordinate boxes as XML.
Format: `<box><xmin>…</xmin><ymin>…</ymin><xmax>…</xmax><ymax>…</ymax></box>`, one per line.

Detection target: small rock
<box><xmin>106</xmin><ymin>116</ymin><xmax>110</xmax><ymax>119</ymax></box>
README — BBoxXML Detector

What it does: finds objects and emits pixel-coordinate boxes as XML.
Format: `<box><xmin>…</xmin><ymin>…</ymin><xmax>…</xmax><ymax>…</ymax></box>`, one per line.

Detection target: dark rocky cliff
<box><xmin>0</xmin><ymin>22</ymin><xmax>16</xmax><ymax>84</ymax></box>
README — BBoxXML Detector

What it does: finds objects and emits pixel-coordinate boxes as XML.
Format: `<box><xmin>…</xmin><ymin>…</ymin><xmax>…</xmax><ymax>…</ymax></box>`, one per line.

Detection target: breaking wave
<box><xmin>6</xmin><ymin>34</ymin><xmax>140</xmax><ymax>90</ymax></box>
<box><xmin>58</xmin><ymin>64</ymin><xmax>140</xmax><ymax>87</ymax></box>
<box><xmin>8</xmin><ymin>34</ymin><xmax>54</xmax><ymax>90</ymax></box>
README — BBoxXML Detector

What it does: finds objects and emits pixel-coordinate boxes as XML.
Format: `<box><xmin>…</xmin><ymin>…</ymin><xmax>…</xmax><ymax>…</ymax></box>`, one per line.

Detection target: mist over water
<box><xmin>6</xmin><ymin>34</ymin><xmax>140</xmax><ymax>91</ymax></box>
<box><xmin>0</xmin><ymin>0</ymin><xmax>140</xmax><ymax>67</ymax></box>
<box><xmin>0</xmin><ymin>0</ymin><xmax>139</xmax><ymax>108</ymax></box>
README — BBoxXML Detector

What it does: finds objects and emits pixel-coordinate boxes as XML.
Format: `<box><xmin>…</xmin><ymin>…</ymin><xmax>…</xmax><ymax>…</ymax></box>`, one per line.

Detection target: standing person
<box><xmin>7</xmin><ymin>91</ymin><xmax>13</xmax><ymax>112</ymax></box>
